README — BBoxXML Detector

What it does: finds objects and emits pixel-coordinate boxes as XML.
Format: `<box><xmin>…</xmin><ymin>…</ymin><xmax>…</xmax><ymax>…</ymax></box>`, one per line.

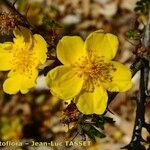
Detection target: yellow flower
<box><xmin>0</xmin><ymin>26</ymin><xmax>47</xmax><ymax>94</ymax></box>
<box><xmin>46</xmin><ymin>30</ymin><xmax>132</xmax><ymax>114</ymax></box>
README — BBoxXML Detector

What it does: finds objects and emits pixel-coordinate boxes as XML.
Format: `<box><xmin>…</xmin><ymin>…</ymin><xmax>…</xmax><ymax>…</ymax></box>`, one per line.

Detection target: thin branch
<box><xmin>122</xmin><ymin>6</ymin><xmax>150</xmax><ymax>150</ymax></box>
<box><xmin>131</xmin><ymin>58</ymin><xmax>148</xmax><ymax>149</ymax></box>
<box><xmin>0</xmin><ymin>0</ymin><xmax>55</xmax><ymax>46</ymax></box>
<box><xmin>1</xmin><ymin>0</ymin><xmax>30</xmax><ymax>28</ymax></box>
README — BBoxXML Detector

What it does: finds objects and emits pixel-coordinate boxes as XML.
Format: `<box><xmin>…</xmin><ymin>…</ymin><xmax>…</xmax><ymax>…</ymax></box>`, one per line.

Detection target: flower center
<box><xmin>11</xmin><ymin>47</ymin><xmax>37</xmax><ymax>76</ymax></box>
<box><xmin>74</xmin><ymin>56</ymin><xmax>116</xmax><ymax>92</ymax></box>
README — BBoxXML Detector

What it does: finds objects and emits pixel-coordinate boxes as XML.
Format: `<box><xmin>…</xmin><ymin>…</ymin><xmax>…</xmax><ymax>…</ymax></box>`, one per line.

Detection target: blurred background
<box><xmin>0</xmin><ymin>0</ymin><xmax>150</xmax><ymax>150</ymax></box>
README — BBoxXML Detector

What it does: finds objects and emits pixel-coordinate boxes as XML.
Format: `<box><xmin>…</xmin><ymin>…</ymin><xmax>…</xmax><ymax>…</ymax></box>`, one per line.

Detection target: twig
<box><xmin>0</xmin><ymin>0</ymin><xmax>55</xmax><ymax>46</ymax></box>
<box><xmin>122</xmin><ymin>58</ymin><xmax>149</xmax><ymax>150</ymax></box>
<box><xmin>122</xmin><ymin>6</ymin><xmax>150</xmax><ymax>150</ymax></box>
<box><xmin>1</xmin><ymin>0</ymin><xmax>30</xmax><ymax>28</ymax></box>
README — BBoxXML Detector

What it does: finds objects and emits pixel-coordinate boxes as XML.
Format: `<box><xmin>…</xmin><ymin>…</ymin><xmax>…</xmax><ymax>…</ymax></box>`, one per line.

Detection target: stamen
<box><xmin>73</xmin><ymin>55</ymin><xmax>116</xmax><ymax>92</ymax></box>
<box><xmin>10</xmin><ymin>44</ymin><xmax>37</xmax><ymax>77</ymax></box>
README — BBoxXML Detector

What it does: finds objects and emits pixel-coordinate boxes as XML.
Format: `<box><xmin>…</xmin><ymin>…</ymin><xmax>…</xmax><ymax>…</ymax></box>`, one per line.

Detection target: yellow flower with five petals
<box><xmin>0</xmin><ymin>27</ymin><xmax>47</xmax><ymax>94</ymax></box>
<box><xmin>46</xmin><ymin>30</ymin><xmax>132</xmax><ymax>114</ymax></box>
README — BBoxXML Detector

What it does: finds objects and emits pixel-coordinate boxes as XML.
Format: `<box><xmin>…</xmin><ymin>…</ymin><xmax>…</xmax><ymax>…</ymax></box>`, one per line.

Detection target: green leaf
<box><xmin>125</xmin><ymin>30</ymin><xmax>140</xmax><ymax>39</ymax></box>
<box><xmin>90</xmin><ymin>126</ymin><xmax>105</xmax><ymax>138</ymax></box>
<box><xmin>136</xmin><ymin>1</ymin><xmax>143</xmax><ymax>6</ymax></box>
<box><xmin>126</xmin><ymin>30</ymin><xmax>135</xmax><ymax>38</ymax></box>
<box><xmin>134</xmin><ymin>0</ymin><xmax>150</xmax><ymax>13</ymax></box>
<box><xmin>134</xmin><ymin>6</ymin><xmax>143</xmax><ymax>12</ymax></box>
<box><xmin>81</xmin><ymin>124</ymin><xmax>105</xmax><ymax>142</ymax></box>
<box><xmin>94</xmin><ymin>115</ymin><xmax>105</xmax><ymax>129</ymax></box>
<box><xmin>42</xmin><ymin>17</ymin><xmax>60</xmax><ymax>28</ymax></box>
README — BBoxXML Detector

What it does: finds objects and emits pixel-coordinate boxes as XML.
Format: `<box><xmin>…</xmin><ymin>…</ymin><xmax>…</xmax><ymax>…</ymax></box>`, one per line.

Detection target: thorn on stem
<box><xmin>13</xmin><ymin>0</ymin><xmax>18</xmax><ymax>6</ymax></box>
<box><xmin>143</xmin><ymin>122</ymin><xmax>150</xmax><ymax>132</ymax></box>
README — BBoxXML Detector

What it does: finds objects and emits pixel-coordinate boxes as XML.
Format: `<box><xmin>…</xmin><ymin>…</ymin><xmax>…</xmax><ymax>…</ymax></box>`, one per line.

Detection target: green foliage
<box><xmin>134</xmin><ymin>0</ymin><xmax>150</xmax><ymax>13</ymax></box>
<box><xmin>125</xmin><ymin>30</ymin><xmax>140</xmax><ymax>39</ymax></box>
<box><xmin>81</xmin><ymin>124</ymin><xmax>105</xmax><ymax>142</ymax></box>
<box><xmin>94</xmin><ymin>116</ymin><xmax>105</xmax><ymax>129</ymax></box>
<box><xmin>42</xmin><ymin>17</ymin><xmax>60</xmax><ymax>28</ymax></box>
<box><xmin>92</xmin><ymin>115</ymin><xmax>115</xmax><ymax>128</ymax></box>
<box><xmin>80</xmin><ymin>115</ymin><xmax>114</xmax><ymax>142</ymax></box>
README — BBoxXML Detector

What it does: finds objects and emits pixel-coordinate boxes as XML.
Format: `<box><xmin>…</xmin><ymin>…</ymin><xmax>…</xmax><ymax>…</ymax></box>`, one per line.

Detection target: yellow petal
<box><xmin>103</xmin><ymin>61</ymin><xmax>132</xmax><ymax>92</ymax></box>
<box><xmin>4</xmin><ymin>70</ymin><xmax>38</xmax><ymax>94</ymax></box>
<box><xmin>0</xmin><ymin>42</ymin><xmax>13</xmax><ymax>50</ymax></box>
<box><xmin>0</xmin><ymin>43</ymin><xmax>13</xmax><ymax>71</ymax></box>
<box><xmin>57</xmin><ymin>36</ymin><xmax>85</xmax><ymax>65</ymax></box>
<box><xmin>3</xmin><ymin>75</ymin><xmax>21</xmax><ymax>94</ymax></box>
<box><xmin>75</xmin><ymin>86</ymin><xmax>108</xmax><ymax>115</ymax></box>
<box><xmin>46</xmin><ymin>66</ymin><xmax>84</xmax><ymax>100</ymax></box>
<box><xmin>33</xmin><ymin>34</ymin><xmax>48</xmax><ymax>64</ymax></box>
<box><xmin>85</xmin><ymin>30</ymin><xmax>119</xmax><ymax>60</ymax></box>
<box><xmin>20</xmin><ymin>70</ymin><xmax>38</xmax><ymax>94</ymax></box>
